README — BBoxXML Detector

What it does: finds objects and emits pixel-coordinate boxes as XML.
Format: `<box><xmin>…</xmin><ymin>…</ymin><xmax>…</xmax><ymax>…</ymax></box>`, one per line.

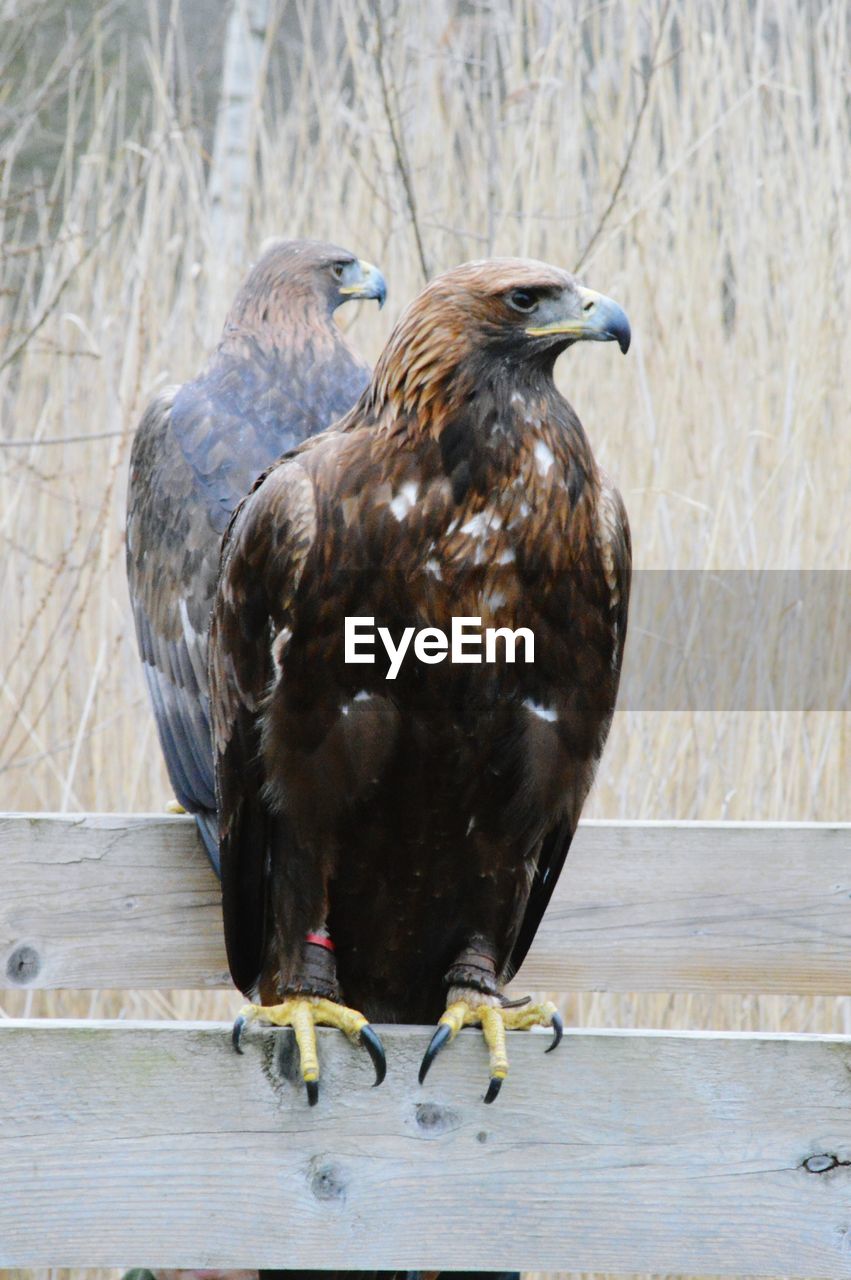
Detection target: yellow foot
<box><xmin>231</xmin><ymin>995</ymin><xmax>386</xmax><ymax>1105</ymax></box>
<box><xmin>418</xmin><ymin>996</ymin><xmax>563</xmax><ymax>1103</ymax></box>
<box><xmin>165</xmin><ymin>799</ymin><xmax>186</xmax><ymax>814</ymax></box>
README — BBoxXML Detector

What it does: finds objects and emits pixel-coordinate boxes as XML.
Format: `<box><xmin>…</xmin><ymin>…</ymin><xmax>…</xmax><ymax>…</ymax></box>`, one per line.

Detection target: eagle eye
<box><xmin>507</xmin><ymin>288</ymin><xmax>538</xmax><ymax>314</ymax></box>
<box><xmin>331</xmin><ymin>262</ymin><xmax>347</xmax><ymax>280</ymax></box>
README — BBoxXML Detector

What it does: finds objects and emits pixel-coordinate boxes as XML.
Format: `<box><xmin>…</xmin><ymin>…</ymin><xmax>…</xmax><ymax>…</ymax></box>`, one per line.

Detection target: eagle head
<box><xmin>370</xmin><ymin>257</ymin><xmax>629</xmax><ymax>428</ymax></box>
<box><xmin>225</xmin><ymin>238</ymin><xmax>386</xmax><ymax>335</ymax></box>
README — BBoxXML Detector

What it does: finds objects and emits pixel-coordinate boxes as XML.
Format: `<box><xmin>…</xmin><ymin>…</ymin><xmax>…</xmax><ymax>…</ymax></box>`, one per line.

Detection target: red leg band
<box><xmin>305</xmin><ymin>931</ymin><xmax>335</xmax><ymax>953</ymax></box>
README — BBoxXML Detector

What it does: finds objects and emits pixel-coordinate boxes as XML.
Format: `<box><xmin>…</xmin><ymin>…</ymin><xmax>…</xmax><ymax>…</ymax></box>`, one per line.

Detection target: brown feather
<box><xmin>126</xmin><ymin>239</ymin><xmax>378</xmax><ymax>871</ymax></box>
<box><xmin>211</xmin><ymin>257</ymin><xmax>631</xmax><ymax>1020</ymax></box>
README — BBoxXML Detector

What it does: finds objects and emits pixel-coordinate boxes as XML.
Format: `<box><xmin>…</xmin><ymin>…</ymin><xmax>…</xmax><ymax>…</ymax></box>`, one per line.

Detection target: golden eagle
<box><xmin>210</xmin><ymin>258</ymin><xmax>630</xmax><ymax>1103</ymax></box>
<box><xmin>126</xmin><ymin>239</ymin><xmax>386</xmax><ymax>870</ymax></box>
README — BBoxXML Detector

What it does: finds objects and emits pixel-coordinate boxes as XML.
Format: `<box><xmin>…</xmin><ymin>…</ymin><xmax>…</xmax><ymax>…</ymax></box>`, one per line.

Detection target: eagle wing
<box><xmin>504</xmin><ymin>478</ymin><xmax>632</xmax><ymax>980</ymax></box>
<box><xmin>126</xmin><ymin>387</ymin><xmax>221</xmax><ymax>860</ymax></box>
<box><xmin>126</xmin><ymin>346</ymin><xmax>370</xmax><ymax>873</ymax></box>
<box><xmin>210</xmin><ymin>459</ymin><xmax>318</xmax><ymax>996</ymax></box>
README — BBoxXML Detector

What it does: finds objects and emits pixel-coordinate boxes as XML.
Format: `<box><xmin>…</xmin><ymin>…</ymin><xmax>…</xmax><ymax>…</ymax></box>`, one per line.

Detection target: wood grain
<box><xmin>2</xmin><ymin>813</ymin><xmax>849</xmax><ymax>993</ymax></box>
<box><xmin>2</xmin><ymin>1018</ymin><xmax>851</xmax><ymax>1273</ymax></box>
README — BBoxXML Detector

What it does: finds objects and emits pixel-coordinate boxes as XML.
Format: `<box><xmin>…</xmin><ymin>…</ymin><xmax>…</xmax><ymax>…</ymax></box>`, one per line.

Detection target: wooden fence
<box><xmin>1</xmin><ymin>814</ymin><xmax>850</xmax><ymax>1273</ymax></box>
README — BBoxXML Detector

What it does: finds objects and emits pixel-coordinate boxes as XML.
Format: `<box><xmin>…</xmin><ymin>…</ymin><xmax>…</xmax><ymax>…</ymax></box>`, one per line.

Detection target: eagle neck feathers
<box><xmin>364</xmin><ymin>341</ymin><xmax>599</xmax><ymax>515</ymax></box>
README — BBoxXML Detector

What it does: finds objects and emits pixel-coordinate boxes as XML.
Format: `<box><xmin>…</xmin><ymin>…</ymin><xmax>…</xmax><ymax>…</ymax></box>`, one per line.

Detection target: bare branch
<box><xmin>373</xmin><ymin>1</ymin><xmax>431</xmax><ymax>283</ymax></box>
<box><xmin>0</xmin><ymin>156</ymin><xmax>152</xmax><ymax>377</ymax></box>
<box><xmin>0</xmin><ymin>430</ymin><xmax>129</xmax><ymax>449</ymax></box>
<box><xmin>574</xmin><ymin>0</ymin><xmax>673</xmax><ymax>274</ymax></box>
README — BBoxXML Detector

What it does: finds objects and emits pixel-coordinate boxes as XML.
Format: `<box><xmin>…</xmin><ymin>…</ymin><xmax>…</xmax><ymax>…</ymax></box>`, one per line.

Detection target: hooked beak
<box><xmin>526</xmin><ymin>285</ymin><xmax>631</xmax><ymax>354</ymax></box>
<box><xmin>339</xmin><ymin>259</ymin><xmax>387</xmax><ymax>310</ymax></box>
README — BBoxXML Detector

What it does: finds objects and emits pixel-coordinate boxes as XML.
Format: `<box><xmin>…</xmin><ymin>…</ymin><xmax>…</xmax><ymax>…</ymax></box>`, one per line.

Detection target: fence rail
<box><xmin>3</xmin><ymin>1019</ymin><xmax>851</xmax><ymax>1273</ymax></box>
<box><xmin>2</xmin><ymin>813</ymin><xmax>850</xmax><ymax>992</ymax></box>
<box><xmin>2</xmin><ymin>814</ymin><xmax>850</xmax><ymax>1274</ymax></box>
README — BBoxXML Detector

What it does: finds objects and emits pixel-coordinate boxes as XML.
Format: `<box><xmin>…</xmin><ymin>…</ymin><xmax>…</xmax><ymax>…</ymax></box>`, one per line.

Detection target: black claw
<box><xmin>500</xmin><ymin>993</ymin><xmax>532</xmax><ymax>1009</ymax></box>
<box><xmin>306</xmin><ymin>1078</ymin><xmax>319</xmax><ymax>1107</ymax></box>
<box><xmin>418</xmin><ymin>1023</ymin><xmax>452</xmax><ymax>1085</ymax></box>
<box><xmin>484</xmin><ymin>1076</ymin><xmax>503</xmax><ymax>1104</ymax></box>
<box><xmin>360</xmin><ymin>1023</ymin><xmax>387</xmax><ymax>1087</ymax></box>
<box><xmin>546</xmin><ymin>1011</ymin><xmax>564</xmax><ymax>1053</ymax></box>
<box><xmin>232</xmin><ymin>1014</ymin><xmax>246</xmax><ymax>1054</ymax></box>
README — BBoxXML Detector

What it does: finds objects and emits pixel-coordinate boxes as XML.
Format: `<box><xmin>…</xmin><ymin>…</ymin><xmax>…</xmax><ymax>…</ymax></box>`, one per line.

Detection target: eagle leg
<box><xmin>419</xmin><ymin>940</ymin><xmax>562</xmax><ymax>1102</ymax></box>
<box><xmin>232</xmin><ymin>995</ymin><xmax>386</xmax><ymax>1104</ymax></box>
<box><xmin>231</xmin><ymin>930</ymin><xmax>385</xmax><ymax>1103</ymax></box>
<box><xmin>419</xmin><ymin>996</ymin><xmax>562</xmax><ymax>1103</ymax></box>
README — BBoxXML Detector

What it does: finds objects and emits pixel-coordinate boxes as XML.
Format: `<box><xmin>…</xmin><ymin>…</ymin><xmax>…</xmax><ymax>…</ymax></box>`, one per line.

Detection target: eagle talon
<box><xmin>360</xmin><ymin>1023</ymin><xmax>387</xmax><ymax>1086</ymax></box>
<box><xmin>484</xmin><ymin>1075</ymin><xmax>504</xmax><ymax>1105</ymax></box>
<box><xmin>421</xmin><ymin>996</ymin><xmax>563</xmax><ymax>1100</ymax></box>
<box><xmin>419</xmin><ymin>1022</ymin><xmax>453</xmax><ymax>1084</ymax></box>
<box><xmin>231</xmin><ymin>996</ymin><xmax>383</xmax><ymax>1101</ymax></box>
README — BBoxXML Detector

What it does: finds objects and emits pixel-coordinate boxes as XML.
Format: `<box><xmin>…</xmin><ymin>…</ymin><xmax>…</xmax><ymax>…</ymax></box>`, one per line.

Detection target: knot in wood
<box><xmin>6</xmin><ymin>944</ymin><xmax>41</xmax><ymax>984</ymax></box>
<box><xmin>802</xmin><ymin>1153</ymin><xmax>850</xmax><ymax>1174</ymax></box>
<box><xmin>310</xmin><ymin>1162</ymin><xmax>347</xmax><ymax>1202</ymax></box>
<box><xmin>415</xmin><ymin>1101</ymin><xmax>461</xmax><ymax>1135</ymax></box>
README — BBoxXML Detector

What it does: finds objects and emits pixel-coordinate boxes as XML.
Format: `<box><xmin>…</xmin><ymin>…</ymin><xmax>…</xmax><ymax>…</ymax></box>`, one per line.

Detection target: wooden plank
<box><xmin>0</xmin><ymin>813</ymin><xmax>229</xmax><ymax>991</ymax></box>
<box><xmin>2</xmin><ymin>1018</ymin><xmax>851</xmax><ymax>1274</ymax></box>
<box><xmin>2</xmin><ymin>814</ymin><xmax>850</xmax><ymax>993</ymax></box>
<box><xmin>535</xmin><ymin>818</ymin><xmax>851</xmax><ymax>994</ymax></box>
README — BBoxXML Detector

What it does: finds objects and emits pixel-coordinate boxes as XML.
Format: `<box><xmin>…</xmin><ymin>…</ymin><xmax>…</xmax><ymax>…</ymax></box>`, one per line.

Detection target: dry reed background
<box><xmin>0</xmin><ymin>0</ymin><xmax>848</xmax><ymax>1276</ymax></box>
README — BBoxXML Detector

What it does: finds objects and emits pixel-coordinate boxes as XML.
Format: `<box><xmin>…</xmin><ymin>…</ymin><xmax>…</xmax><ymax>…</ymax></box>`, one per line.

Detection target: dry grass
<box><xmin>0</xmin><ymin>1</ymin><xmax>848</xmax><ymax>1277</ymax></box>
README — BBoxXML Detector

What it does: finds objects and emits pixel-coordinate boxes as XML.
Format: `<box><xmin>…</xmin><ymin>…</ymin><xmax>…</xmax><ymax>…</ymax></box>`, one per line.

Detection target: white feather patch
<box><xmin>459</xmin><ymin>509</ymin><xmax>499</xmax><ymax>539</ymax></box>
<box><xmin>523</xmin><ymin>698</ymin><xmax>558</xmax><ymax>722</ymax></box>
<box><xmin>389</xmin><ymin>481</ymin><xmax>419</xmax><ymax>520</ymax></box>
<box><xmin>533</xmin><ymin>439</ymin><xmax>555</xmax><ymax>477</ymax></box>
<box><xmin>178</xmin><ymin>599</ymin><xmax>203</xmax><ymax>651</ymax></box>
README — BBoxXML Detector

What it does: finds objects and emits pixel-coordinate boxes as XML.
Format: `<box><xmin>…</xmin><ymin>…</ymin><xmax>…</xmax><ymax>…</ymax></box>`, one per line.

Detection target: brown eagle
<box><xmin>210</xmin><ymin>258</ymin><xmax>630</xmax><ymax>1103</ymax></box>
<box><xmin>126</xmin><ymin>239</ymin><xmax>386</xmax><ymax>871</ymax></box>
